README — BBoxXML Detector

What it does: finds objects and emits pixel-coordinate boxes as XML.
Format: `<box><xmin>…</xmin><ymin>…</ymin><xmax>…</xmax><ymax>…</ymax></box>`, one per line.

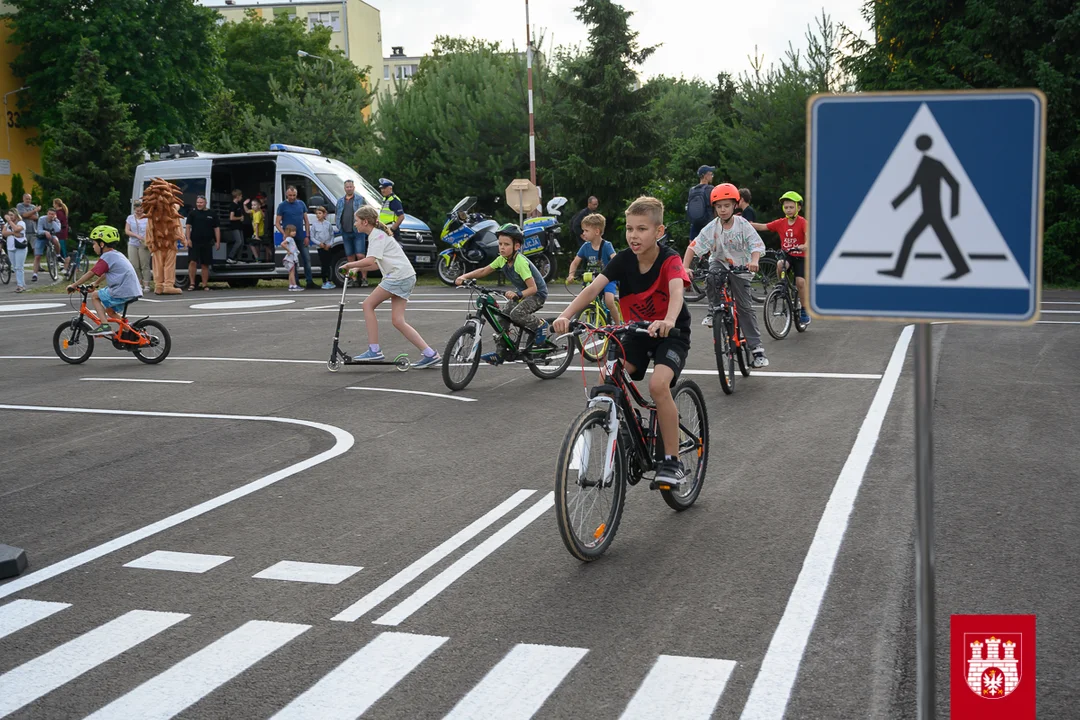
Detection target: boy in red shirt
<box><xmin>751</xmin><ymin>191</ymin><xmax>809</xmax><ymax>325</ymax></box>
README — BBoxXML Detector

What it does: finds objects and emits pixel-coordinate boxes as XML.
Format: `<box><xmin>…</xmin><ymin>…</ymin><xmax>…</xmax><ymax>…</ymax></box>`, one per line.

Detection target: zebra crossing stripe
<box><xmin>270</xmin><ymin>631</ymin><xmax>448</xmax><ymax>719</ymax></box>
<box><xmin>0</xmin><ymin>599</ymin><xmax>71</xmax><ymax>641</ymax></box>
<box><xmin>85</xmin><ymin>620</ymin><xmax>310</xmax><ymax>720</ymax></box>
<box><xmin>444</xmin><ymin>643</ymin><xmax>588</xmax><ymax>719</ymax></box>
<box><xmin>619</xmin><ymin>655</ymin><xmax>737</xmax><ymax>719</ymax></box>
<box><xmin>0</xmin><ymin>609</ymin><xmax>188</xmax><ymax>718</ymax></box>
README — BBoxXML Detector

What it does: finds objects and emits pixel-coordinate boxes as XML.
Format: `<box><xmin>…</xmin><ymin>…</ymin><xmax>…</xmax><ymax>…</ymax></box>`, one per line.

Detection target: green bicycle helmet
<box><xmin>779</xmin><ymin>191</ymin><xmax>803</xmax><ymax>204</ymax></box>
<box><xmin>89</xmin><ymin>225</ymin><xmax>121</xmax><ymax>245</ymax></box>
<box><xmin>496</xmin><ymin>223</ymin><xmax>524</xmax><ymax>244</ymax></box>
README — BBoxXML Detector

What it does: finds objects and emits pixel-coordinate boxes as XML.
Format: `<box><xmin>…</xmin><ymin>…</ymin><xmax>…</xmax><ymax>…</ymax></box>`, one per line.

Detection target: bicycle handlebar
<box><xmin>567</xmin><ymin>319</ymin><xmax>683</xmax><ymax>339</ymax></box>
<box><xmin>457</xmin><ymin>278</ymin><xmax>504</xmax><ymax>296</ymax></box>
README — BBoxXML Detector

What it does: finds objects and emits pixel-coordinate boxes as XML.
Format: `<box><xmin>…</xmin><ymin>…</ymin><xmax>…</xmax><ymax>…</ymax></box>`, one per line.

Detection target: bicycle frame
<box><xmin>70</xmin><ymin>289</ymin><xmax>151</xmax><ymax>347</ymax></box>
<box><xmin>462</xmin><ymin>285</ymin><xmax>544</xmax><ymax>361</ymax></box>
<box><xmin>707</xmin><ymin>267</ymin><xmax>747</xmax><ymax>349</ymax></box>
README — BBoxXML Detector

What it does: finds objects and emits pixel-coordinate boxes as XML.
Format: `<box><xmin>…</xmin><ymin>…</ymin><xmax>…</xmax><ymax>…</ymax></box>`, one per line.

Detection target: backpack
<box><xmin>687</xmin><ymin>185</ymin><xmax>713</xmax><ymax>226</ymax></box>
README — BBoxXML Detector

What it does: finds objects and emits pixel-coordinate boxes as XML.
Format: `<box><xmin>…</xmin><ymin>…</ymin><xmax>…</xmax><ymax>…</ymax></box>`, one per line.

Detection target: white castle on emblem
<box><xmin>967</xmin><ymin>636</ymin><xmax>1020</xmax><ymax>697</ymax></box>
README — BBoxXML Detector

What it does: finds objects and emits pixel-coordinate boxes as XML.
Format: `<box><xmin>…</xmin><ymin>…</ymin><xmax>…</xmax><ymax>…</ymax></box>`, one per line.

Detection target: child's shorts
<box><xmin>97</xmin><ymin>287</ymin><xmax>137</xmax><ymax>311</ymax></box>
<box><xmin>602</xmin><ymin>281</ymin><xmax>618</xmax><ymax>297</ymax></box>
<box><xmin>617</xmin><ymin>333</ymin><xmax>690</xmax><ymax>387</ymax></box>
<box><xmin>380</xmin><ymin>275</ymin><xmax>416</xmax><ymax>300</ymax></box>
<box><xmin>283</xmin><ymin>257</ymin><xmax>297</xmax><ymax>271</ymax></box>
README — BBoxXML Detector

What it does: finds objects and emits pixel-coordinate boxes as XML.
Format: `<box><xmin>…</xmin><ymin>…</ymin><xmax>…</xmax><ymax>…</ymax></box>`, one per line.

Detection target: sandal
<box><xmin>187</xmin><ymin>285</ymin><xmax>195</xmax><ymax>291</ymax></box>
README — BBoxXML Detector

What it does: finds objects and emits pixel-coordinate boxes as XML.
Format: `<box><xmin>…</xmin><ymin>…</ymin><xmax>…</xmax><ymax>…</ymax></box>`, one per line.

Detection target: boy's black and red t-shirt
<box><xmin>602</xmin><ymin>244</ymin><xmax>691</xmax><ymax>332</ymax></box>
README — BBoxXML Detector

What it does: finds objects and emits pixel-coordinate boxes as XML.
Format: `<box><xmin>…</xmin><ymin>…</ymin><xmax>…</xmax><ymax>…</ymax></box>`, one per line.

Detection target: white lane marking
<box><xmin>568</xmin><ymin>366</ymin><xmax>883</xmax><ymax>380</ymax></box>
<box><xmin>0</xmin><ymin>405</ymin><xmax>354</xmax><ymax>601</ymax></box>
<box><xmin>345</xmin><ymin>386</ymin><xmax>478</xmax><ymax>402</ymax></box>
<box><xmin>740</xmin><ymin>324</ymin><xmax>914</xmax><ymax>719</ymax></box>
<box><xmin>333</xmin><ymin>490</ymin><xmax>538</xmax><ymax>622</ymax></box>
<box><xmin>123</xmin><ymin>550</ymin><xmax>234</xmax><ymax>574</ymax></box>
<box><xmin>0</xmin><ymin>303</ymin><xmax>65</xmax><ymax>312</ymax></box>
<box><xmin>373</xmin><ymin>492</ymin><xmax>555</xmax><ymax>627</ymax></box>
<box><xmin>188</xmin><ymin>299</ymin><xmax>296</xmax><ymax>309</ymax></box>
<box><xmin>253</xmin><ymin>560</ymin><xmax>363</xmax><ymax>585</ymax></box>
<box><xmin>1041</xmin><ymin>301</ymin><xmax>1080</xmax><ymax>304</ymax></box>
<box><xmin>81</xmin><ymin>377</ymin><xmax>194</xmax><ymax>385</ymax></box>
<box><xmin>0</xmin><ymin>599</ymin><xmax>71</xmax><ymax>641</ymax></box>
<box><xmin>1039</xmin><ymin>309</ymin><xmax>1080</xmax><ymax>314</ymax></box>
<box><xmin>445</xmin><ymin>643</ymin><xmax>588</xmax><ymax>720</ymax></box>
<box><xmin>85</xmin><ymin>620</ymin><xmax>309</xmax><ymax>720</ymax></box>
<box><xmin>621</xmin><ymin>655</ymin><xmax>737</xmax><ymax>720</ymax></box>
<box><xmin>1038</xmin><ymin>320</ymin><xmax>1080</xmax><ymax>325</ymax></box>
<box><xmin>0</xmin><ymin>609</ymin><xmax>189</xmax><ymax>718</ymax></box>
<box><xmin>271</xmin><ymin>631</ymin><xmax>448</xmax><ymax>720</ymax></box>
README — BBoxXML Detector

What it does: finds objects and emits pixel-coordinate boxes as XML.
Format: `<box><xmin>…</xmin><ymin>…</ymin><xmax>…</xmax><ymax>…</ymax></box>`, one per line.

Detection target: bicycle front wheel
<box><xmin>555</xmin><ymin>406</ymin><xmax>627</xmax><ymax>561</ymax></box>
<box><xmin>662</xmin><ymin>380</ymin><xmax>709</xmax><ymax>511</ymax></box>
<box><xmin>713</xmin><ymin>312</ymin><xmax>734</xmax><ymax>395</ymax></box>
<box><xmin>46</xmin><ymin>244</ymin><xmax>58</xmax><ymax>281</ymax></box>
<box><xmin>0</xmin><ymin>255</ymin><xmax>10</xmax><ymax>284</ymax></box>
<box><xmin>442</xmin><ymin>324</ymin><xmax>481</xmax><ymax>391</ymax></box>
<box><xmin>577</xmin><ymin>305</ymin><xmax>610</xmax><ymax>362</ymax></box>
<box><xmin>764</xmin><ymin>287</ymin><xmax>792</xmax><ymax>340</ymax></box>
<box><xmin>53</xmin><ymin>320</ymin><xmax>95</xmax><ymax>364</ymax></box>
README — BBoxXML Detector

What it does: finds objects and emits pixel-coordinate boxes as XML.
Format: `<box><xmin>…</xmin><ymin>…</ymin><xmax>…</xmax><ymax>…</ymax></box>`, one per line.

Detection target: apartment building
<box><xmin>381</xmin><ymin>46</ymin><xmax>423</xmax><ymax>101</ymax></box>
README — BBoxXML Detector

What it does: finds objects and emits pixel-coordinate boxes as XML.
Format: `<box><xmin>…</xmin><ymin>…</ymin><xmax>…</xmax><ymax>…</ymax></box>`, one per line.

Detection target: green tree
<box><xmin>9</xmin><ymin>173</ymin><xmax>25</xmax><ymax>203</ymax></box>
<box><xmin>645</xmin><ymin>76</ymin><xmax>713</xmax><ymax>154</ymax></box>
<box><xmin>546</xmin><ymin>0</ymin><xmax>662</xmax><ymax>217</ymax></box>
<box><xmin>5</xmin><ymin>0</ymin><xmax>220</xmax><ymax>147</ymax></box>
<box><xmin>197</xmin><ymin>88</ymin><xmax>265</xmax><ymax>154</ymax></box>
<box><xmin>373</xmin><ymin>37</ymin><xmax>538</xmax><ymax>225</ymax></box>
<box><xmin>217</xmin><ymin>10</ymin><xmax>343</xmax><ymax>121</ymax></box>
<box><xmin>841</xmin><ymin>0</ymin><xmax>1080</xmax><ymax>284</ymax></box>
<box><xmin>33</xmin><ymin>40</ymin><xmax>141</xmax><ymax>231</ymax></box>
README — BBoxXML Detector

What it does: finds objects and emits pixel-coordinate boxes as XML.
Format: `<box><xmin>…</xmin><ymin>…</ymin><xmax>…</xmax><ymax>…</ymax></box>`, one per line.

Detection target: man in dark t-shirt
<box><xmin>570</xmin><ymin>195</ymin><xmax>598</xmax><ymax>243</ymax></box>
<box><xmin>737</xmin><ymin>187</ymin><xmax>757</xmax><ymax>223</ymax></box>
<box><xmin>184</xmin><ymin>195</ymin><xmax>220</xmax><ymax>289</ymax></box>
<box><xmin>227</xmin><ymin>189</ymin><xmax>245</xmax><ymax>262</ymax></box>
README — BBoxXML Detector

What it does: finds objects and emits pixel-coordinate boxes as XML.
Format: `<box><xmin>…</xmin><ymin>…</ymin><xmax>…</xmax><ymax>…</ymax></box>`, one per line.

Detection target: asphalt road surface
<box><xmin>1</xmin><ymin>282</ymin><xmax>1076</xmax><ymax>719</ymax></box>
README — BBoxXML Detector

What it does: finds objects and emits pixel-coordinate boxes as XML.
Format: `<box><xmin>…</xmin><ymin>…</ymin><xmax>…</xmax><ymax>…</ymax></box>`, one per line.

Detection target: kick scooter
<box><xmin>327</xmin><ymin>275</ymin><xmax>410</xmax><ymax>372</ymax></box>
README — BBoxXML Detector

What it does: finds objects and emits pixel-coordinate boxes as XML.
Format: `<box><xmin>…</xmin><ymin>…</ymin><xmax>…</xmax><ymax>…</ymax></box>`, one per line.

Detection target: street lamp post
<box><xmin>297</xmin><ymin>49</ymin><xmax>334</xmax><ymax>70</ymax></box>
<box><xmin>4</xmin><ymin>86</ymin><xmax>28</xmax><ymax>153</ymax></box>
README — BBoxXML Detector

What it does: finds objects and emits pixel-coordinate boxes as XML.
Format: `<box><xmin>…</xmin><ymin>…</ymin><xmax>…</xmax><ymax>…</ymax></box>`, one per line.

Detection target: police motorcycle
<box><xmin>435</xmin><ymin>196</ymin><xmax>565</xmax><ymax>286</ymax></box>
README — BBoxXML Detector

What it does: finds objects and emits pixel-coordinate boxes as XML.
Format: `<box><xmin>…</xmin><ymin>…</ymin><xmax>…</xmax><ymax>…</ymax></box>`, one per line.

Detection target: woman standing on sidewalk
<box><xmin>125</xmin><ymin>201</ymin><xmax>152</xmax><ymax>292</ymax></box>
<box><xmin>3</xmin><ymin>208</ymin><xmax>28</xmax><ymax>292</ymax></box>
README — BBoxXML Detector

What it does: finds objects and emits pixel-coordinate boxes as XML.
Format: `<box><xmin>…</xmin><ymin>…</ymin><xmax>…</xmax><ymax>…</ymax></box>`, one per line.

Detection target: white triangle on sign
<box><xmin>817</xmin><ymin>103</ymin><xmax>1029</xmax><ymax>289</ymax></box>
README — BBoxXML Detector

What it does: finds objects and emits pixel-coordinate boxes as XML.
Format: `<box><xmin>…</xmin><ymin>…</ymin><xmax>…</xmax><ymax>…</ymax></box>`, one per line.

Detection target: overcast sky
<box><xmin>373</xmin><ymin>0</ymin><xmax>872</xmax><ymax>82</ymax></box>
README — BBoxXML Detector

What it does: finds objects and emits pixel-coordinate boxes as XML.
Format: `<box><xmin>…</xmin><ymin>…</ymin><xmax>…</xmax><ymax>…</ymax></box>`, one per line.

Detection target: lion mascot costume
<box><xmin>142</xmin><ymin>177</ymin><xmax>185</xmax><ymax>295</ymax></box>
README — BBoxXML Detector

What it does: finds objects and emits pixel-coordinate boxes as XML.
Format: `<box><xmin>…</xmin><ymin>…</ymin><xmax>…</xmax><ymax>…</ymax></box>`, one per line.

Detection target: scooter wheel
<box><xmin>327</xmin><ymin>358</ymin><xmax>342</xmax><ymax>372</ymax></box>
<box><xmin>394</xmin><ymin>353</ymin><xmax>411</xmax><ymax>372</ymax></box>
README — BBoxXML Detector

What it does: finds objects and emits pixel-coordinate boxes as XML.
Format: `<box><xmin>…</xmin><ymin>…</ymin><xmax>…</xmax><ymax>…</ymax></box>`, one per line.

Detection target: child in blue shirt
<box><xmin>566</xmin><ymin>213</ymin><xmax>622</xmax><ymax>323</ymax></box>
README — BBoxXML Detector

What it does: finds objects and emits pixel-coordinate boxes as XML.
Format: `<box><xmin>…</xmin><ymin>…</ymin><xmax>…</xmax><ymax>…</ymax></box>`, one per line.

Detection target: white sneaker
<box><xmin>752</xmin><ymin>348</ymin><xmax>769</xmax><ymax>368</ymax></box>
<box><xmin>701</xmin><ymin>314</ymin><xmax>713</xmax><ymax>328</ymax></box>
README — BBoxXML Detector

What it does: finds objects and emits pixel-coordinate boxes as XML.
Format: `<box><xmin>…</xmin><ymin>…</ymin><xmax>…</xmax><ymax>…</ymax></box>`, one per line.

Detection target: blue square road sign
<box><xmin>808</xmin><ymin>90</ymin><xmax>1046</xmax><ymax>323</ymax></box>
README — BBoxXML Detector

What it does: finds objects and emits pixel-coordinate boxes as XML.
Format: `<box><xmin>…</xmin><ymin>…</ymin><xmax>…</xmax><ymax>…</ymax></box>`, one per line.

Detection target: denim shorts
<box><xmin>97</xmin><ymin>286</ymin><xmax>136</xmax><ymax>311</ymax></box>
<box><xmin>342</xmin><ymin>232</ymin><xmax>368</xmax><ymax>256</ymax></box>
<box><xmin>380</xmin><ymin>275</ymin><xmax>416</xmax><ymax>300</ymax></box>
<box><xmin>33</xmin><ymin>237</ymin><xmax>48</xmax><ymax>255</ymax></box>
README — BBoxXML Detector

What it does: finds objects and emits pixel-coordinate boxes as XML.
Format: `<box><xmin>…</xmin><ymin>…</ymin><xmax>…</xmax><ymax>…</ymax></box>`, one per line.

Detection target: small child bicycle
<box><xmin>53</xmin><ymin>284</ymin><xmax>171</xmax><ymax>364</ymax></box>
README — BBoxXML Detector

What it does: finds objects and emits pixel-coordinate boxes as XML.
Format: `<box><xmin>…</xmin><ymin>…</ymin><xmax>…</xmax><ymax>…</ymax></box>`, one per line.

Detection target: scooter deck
<box><xmin>327</xmin><ymin>351</ymin><xmax>411</xmax><ymax>372</ymax></box>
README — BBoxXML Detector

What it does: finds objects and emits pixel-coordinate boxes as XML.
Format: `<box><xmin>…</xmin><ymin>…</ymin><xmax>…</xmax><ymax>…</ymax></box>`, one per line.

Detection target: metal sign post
<box><xmin>914</xmin><ymin>322</ymin><xmax>935</xmax><ymax>719</ymax></box>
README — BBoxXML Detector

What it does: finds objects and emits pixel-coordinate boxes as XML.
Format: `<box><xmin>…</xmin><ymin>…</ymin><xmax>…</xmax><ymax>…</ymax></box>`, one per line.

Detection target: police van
<box><xmin>131</xmin><ymin>143</ymin><xmax>436</xmax><ymax>288</ymax></box>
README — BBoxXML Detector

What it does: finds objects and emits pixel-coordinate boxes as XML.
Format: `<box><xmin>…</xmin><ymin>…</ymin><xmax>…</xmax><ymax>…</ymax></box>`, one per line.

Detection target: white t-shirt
<box><xmin>126</xmin><ymin>214</ymin><xmax>148</xmax><ymax>247</ymax></box>
<box><xmin>5</xmin><ymin>219</ymin><xmax>26</xmax><ymax>252</ymax></box>
<box><xmin>366</xmin><ymin>228</ymin><xmax>416</xmax><ymax>281</ymax></box>
<box><xmin>691</xmin><ymin>215</ymin><xmax>766</xmax><ymax>267</ymax></box>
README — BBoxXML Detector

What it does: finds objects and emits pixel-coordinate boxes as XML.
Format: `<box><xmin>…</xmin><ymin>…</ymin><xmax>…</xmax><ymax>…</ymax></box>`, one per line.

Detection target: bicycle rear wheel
<box><xmin>764</xmin><ymin>287</ymin><xmax>792</xmax><ymax>339</ymax></box>
<box><xmin>132</xmin><ymin>319</ymin><xmax>172</xmax><ymax>364</ymax></box>
<box><xmin>687</xmin><ymin>257</ymin><xmax>708</xmax><ymax>302</ymax></box>
<box><xmin>661</xmin><ymin>380</ymin><xmax>709</xmax><ymax>511</ymax></box>
<box><xmin>793</xmin><ymin>291</ymin><xmax>808</xmax><ymax>333</ymax></box>
<box><xmin>713</xmin><ymin>312</ymin><xmax>734</xmax><ymax>395</ymax></box>
<box><xmin>526</xmin><ymin>327</ymin><xmax>575</xmax><ymax>379</ymax></box>
<box><xmin>46</xmin><ymin>243</ymin><xmax>58</xmax><ymax>281</ymax></box>
<box><xmin>577</xmin><ymin>305</ymin><xmax>610</xmax><ymax>362</ymax></box>
<box><xmin>554</xmin><ymin>406</ymin><xmax>627</xmax><ymax>561</ymax></box>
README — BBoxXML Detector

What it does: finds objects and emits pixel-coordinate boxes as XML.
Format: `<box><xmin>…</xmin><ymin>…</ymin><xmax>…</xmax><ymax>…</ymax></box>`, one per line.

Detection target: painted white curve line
<box><xmin>332</xmin><ymin>489</ymin><xmax>538</xmax><ymax>622</ymax></box>
<box><xmin>80</xmin><ymin>378</ymin><xmax>194</xmax><ymax>384</ymax></box>
<box><xmin>0</xmin><ymin>599</ymin><xmax>71</xmax><ymax>641</ymax></box>
<box><xmin>0</xmin><ymin>303</ymin><xmax>66</xmax><ymax>312</ymax></box>
<box><xmin>373</xmin><ymin>492</ymin><xmax>555</xmax><ymax>627</ymax></box>
<box><xmin>621</xmin><ymin>655</ymin><xmax>737</xmax><ymax>720</ymax></box>
<box><xmin>346</xmin><ymin>386</ymin><xmax>477</xmax><ymax>402</ymax></box>
<box><xmin>739</xmin><ymin>324</ymin><xmax>914</xmax><ymax>720</ymax></box>
<box><xmin>0</xmin><ymin>405</ymin><xmax>355</xmax><ymax>601</ymax></box>
<box><xmin>188</xmin><ymin>299</ymin><xmax>295</xmax><ymax>309</ymax></box>
<box><xmin>85</xmin><ymin>620</ymin><xmax>310</xmax><ymax>720</ymax></box>
<box><xmin>445</xmin><ymin>643</ymin><xmax>588</xmax><ymax>719</ymax></box>
<box><xmin>0</xmin><ymin>609</ymin><xmax>189</xmax><ymax>718</ymax></box>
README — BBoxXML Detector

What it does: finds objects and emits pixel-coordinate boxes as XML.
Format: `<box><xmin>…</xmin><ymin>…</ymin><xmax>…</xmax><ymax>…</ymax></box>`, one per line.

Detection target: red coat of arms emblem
<box><xmin>964</xmin><ymin>634</ymin><xmax>1022</xmax><ymax>698</ymax></box>
<box><xmin>951</xmin><ymin>615</ymin><xmax>1035</xmax><ymax>720</ymax></box>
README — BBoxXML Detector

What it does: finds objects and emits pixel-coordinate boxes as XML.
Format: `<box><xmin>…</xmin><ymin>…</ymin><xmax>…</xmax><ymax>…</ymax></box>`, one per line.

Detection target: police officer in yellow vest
<box><xmin>377</xmin><ymin>178</ymin><xmax>405</xmax><ymax>241</ymax></box>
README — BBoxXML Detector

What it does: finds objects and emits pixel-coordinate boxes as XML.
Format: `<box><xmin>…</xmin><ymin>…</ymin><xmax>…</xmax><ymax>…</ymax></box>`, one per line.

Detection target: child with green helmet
<box><xmin>751</xmin><ymin>191</ymin><xmax>810</xmax><ymax>325</ymax></box>
<box><xmin>66</xmin><ymin>225</ymin><xmax>144</xmax><ymax>336</ymax></box>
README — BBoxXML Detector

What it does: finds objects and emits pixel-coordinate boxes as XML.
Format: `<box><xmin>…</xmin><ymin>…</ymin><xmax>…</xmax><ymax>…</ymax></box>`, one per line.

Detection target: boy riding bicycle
<box><xmin>682</xmin><ymin>183</ymin><xmax>770</xmax><ymax>368</ymax></box>
<box><xmin>566</xmin><ymin>213</ymin><xmax>622</xmax><ymax>324</ymax></box>
<box><xmin>455</xmin><ymin>223</ymin><xmax>549</xmax><ymax>365</ymax></box>
<box><xmin>750</xmin><ymin>191</ymin><xmax>809</xmax><ymax>326</ymax></box>
<box><xmin>553</xmin><ymin>196</ymin><xmax>692</xmax><ymax>488</ymax></box>
<box><xmin>66</xmin><ymin>225</ymin><xmax>143</xmax><ymax>336</ymax></box>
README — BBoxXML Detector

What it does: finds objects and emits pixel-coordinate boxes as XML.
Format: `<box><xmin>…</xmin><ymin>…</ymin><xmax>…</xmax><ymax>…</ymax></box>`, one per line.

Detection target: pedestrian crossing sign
<box><xmin>808</xmin><ymin>90</ymin><xmax>1046</xmax><ymax>322</ymax></box>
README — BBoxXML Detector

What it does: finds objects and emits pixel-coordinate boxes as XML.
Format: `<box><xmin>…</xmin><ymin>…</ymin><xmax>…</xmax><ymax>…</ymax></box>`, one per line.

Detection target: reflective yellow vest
<box><xmin>379</xmin><ymin>194</ymin><xmax>402</xmax><ymax>225</ymax></box>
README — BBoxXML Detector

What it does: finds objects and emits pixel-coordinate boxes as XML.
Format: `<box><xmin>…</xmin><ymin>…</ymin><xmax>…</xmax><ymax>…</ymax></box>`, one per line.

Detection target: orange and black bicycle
<box><xmin>706</xmin><ymin>263</ymin><xmax>753</xmax><ymax>394</ymax></box>
<box><xmin>53</xmin><ymin>285</ymin><xmax>171</xmax><ymax>365</ymax></box>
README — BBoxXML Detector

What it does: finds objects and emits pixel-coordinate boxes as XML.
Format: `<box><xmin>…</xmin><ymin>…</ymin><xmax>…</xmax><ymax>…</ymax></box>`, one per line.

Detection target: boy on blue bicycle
<box><xmin>553</xmin><ymin>196</ymin><xmax>692</xmax><ymax>488</ymax></box>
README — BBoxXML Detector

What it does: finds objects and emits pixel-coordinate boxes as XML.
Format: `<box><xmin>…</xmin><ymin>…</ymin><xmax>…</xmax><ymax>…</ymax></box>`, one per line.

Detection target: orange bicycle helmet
<box><xmin>710</xmin><ymin>183</ymin><xmax>740</xmax><ymax>204</ymax></box>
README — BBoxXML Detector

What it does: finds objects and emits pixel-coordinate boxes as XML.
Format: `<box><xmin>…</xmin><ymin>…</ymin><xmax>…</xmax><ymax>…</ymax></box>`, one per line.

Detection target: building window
<box><xmin>396</xmin><ymin>64</ymin><xmax>418</xmax><ymax>80</ymax></box>
<box><xmin>273</xmin><ymin>8</ymin><xmax>297</xmax><ymax>21</ymax></box>
<box><xmin>308</xmin><ymin>11</ymin><xmax>340</xmax><ymax>32</ymax></box>
<box><xmin>383</xmin><ymin>65</ymin><xmax>390</xmax><ymax>80</ymax></box>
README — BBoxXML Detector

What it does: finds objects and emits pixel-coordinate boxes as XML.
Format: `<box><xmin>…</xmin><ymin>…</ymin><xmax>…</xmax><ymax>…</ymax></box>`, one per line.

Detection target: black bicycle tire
<box><xmin>46</xmin><ymin>245</ymin><xmax>58</xmax><ymax>281</ymax></box>
<box><xmin>737</xmin><ymin>330</ymin><xmax>751</xmax><ymax>377</ymax></box>
<box><xmin>442</xmin><ymin>324</ymin><xmax>481</xmax><ymax>391</ymax></box>
<box><xmin>764</xmin><ymin>288</ymin><xmax>792</xmax><ymax>340</ymax></box>
<box><xmin>53</xmin><ymin>319</ymin><xmax>95</xmax><ymax>364</ymax></box>
<box><xmin>661</xmin><ymin>379</ymin><xmax>709</xmax><ymax>511</ymax></box>
<box><xmin>750</xmin><ymin>258</ymin><xmax>777</xmax><ymax>303</ymax></box>
<box><xmin>793</xmin><ymin>289</ymin><xmax>808</xmax><ymax>333</ymax></box>
<box><xmin>554</xmin><ymin>406</ymin><xmax>627</xmax><ymax>561</ymax></box>
<box><xmin>714</xmin><ymin>312</ymin><xmax>733</xmax><ymax>395</ymax></box>
<box><xmin>526</xmin><ymin>327</ymin><xmax>576</xmax><ymax>380</ymax></box>
<box><xmin>132</xmin><ymin>319</ymin><xmax>172</xmax><ymax>364</ymax></box>
<box><xmin>0</xmin><ymin>255</ymin><xmax>10</xmax><ymax>284</ymax></box>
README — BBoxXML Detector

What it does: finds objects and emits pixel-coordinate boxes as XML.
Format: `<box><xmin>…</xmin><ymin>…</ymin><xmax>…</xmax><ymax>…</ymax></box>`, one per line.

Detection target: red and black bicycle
<box><xmin>706</xmin><ymin>264</ymin><xmax>754</xmax><ymax>394</ymax></box>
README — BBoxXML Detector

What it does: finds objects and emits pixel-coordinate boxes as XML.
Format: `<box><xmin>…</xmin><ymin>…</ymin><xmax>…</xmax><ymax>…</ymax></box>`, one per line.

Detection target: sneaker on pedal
<box><xmin>354</xmin><ymin>349</ymin><xmax>385</xmax><ymax>361</ymax></box>
<box><xmin>411</xmin><ymin>353</ymin><xmax>440</xmax><ymax>369</ymax></box>
<box><xmin>701</xmin><ymin>313</ymin><xmax>713</xmax><ymax>328</ymax></box>
<box><xmin>480</xmin><ymin>352</ymin><xmax>503</xmax><ymax>366</ymax></box>
<box><xmin>87</xmin><ymin>324</ymin><xmax>114</xmax><ymax>337</ymax></box>
<box><xmin>533</xmin><ymin>321</ymin><xmax>549</xmax><ymax>345</ymax></box>
<box><xmin>655</xmin><ymin>459</ymin><xmax>687</xmax><ymax>489</ymax></box>
<box><xmin>752</xmin><ymin>347</ymin><xmax>769</xmax><ymax>368</ymax></box>
<box><xmin>799</xmin><ymin>310</ymin><xmax>811</xmax><ymax>325</ymax></box>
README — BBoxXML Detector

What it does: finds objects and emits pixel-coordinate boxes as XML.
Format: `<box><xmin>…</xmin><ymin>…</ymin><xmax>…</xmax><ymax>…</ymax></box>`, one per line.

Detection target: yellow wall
<box><xmin>0</xmin><ymin>17</ymin><xmax>41</xmax><ymax>200</ymax></box>
<box><xmin>216</xmin><ymin>0</ymin><xmax>382</xmax><ymax>115</ymax></box>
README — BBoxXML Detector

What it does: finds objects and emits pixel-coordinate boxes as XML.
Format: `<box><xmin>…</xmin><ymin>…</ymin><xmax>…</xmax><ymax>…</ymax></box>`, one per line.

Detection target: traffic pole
<box><xmin>525</xmin><ymin>0</ymin><xmax>536</xmax><ymax>185</ymax></box>
<box><xmin>914</xmin><ymin>322</ymin><xmax>936</xmax><ymax>719</ymax></box>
